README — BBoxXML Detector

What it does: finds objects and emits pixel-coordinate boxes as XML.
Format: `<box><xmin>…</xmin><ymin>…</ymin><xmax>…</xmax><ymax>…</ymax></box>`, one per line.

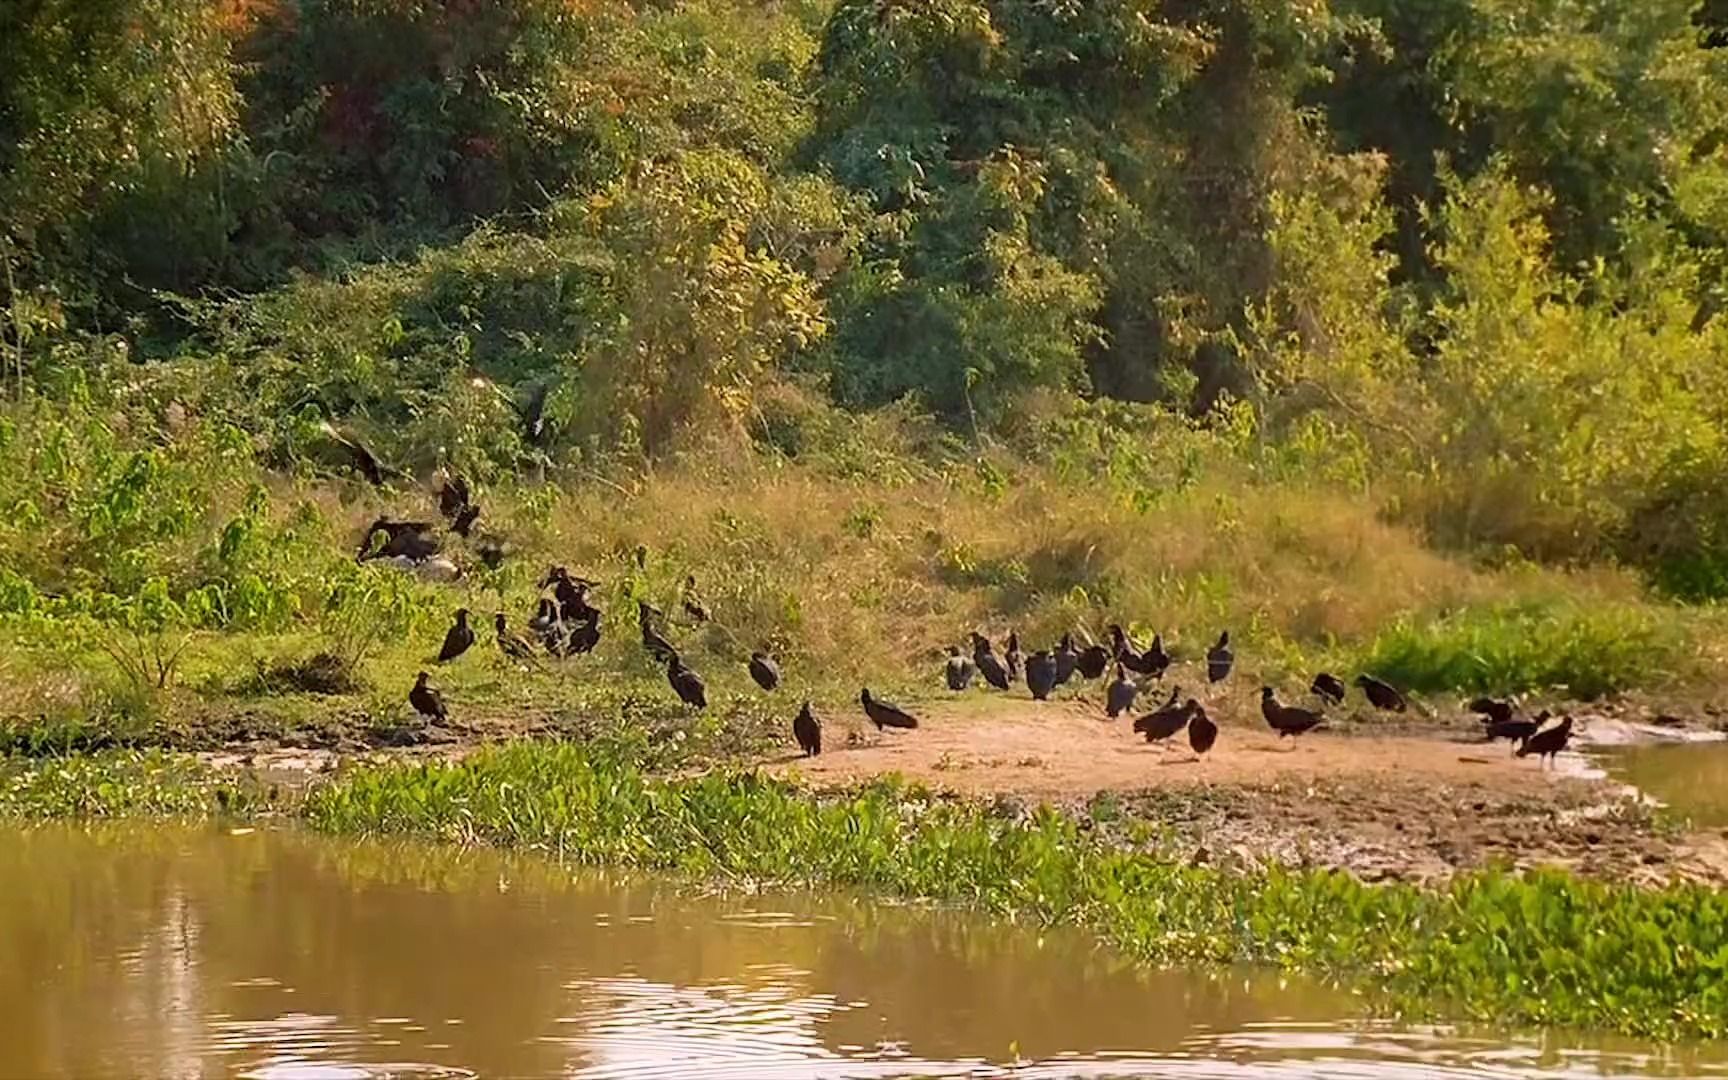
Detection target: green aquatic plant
<box><xmin>302</xmin><ymin>742</ymin><xmax>1728</xmax><ymax>1040</ymax></box>
<box><xmin>0</xmin><ymin>750</ymin><xmax>250</xmax><ymax>818</ymax></box>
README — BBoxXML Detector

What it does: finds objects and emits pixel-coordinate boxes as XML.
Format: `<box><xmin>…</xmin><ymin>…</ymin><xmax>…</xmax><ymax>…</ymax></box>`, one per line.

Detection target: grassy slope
<box><xmin>1</xmin><ymin>430</ymin><xmax>1718</xmax><ymax>754</ymax></box>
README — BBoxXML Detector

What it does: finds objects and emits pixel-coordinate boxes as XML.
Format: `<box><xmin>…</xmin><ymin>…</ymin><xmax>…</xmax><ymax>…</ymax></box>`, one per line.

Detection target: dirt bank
<box><xmin>769</xmin><ymin>696</ymin><xmax>1728</xmax><ymax>887</ymax></box>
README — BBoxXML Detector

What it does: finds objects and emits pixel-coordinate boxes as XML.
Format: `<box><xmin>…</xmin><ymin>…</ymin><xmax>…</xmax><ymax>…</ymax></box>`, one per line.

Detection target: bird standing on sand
<box><xmin>793</xmin><ymin>701</ymin><xmax>822</xmax><ymax>757</ymax></box>
<box><xmin>437</xmin><ymin>608</ymin><xmax>475</xmax><ymax>662</ymax></box>
<box><xmin>1356</xmin><ymin>674</ymin><xmax>1408</xmax><ymax>713</ymax></box>
<box><xmin>1141</xmin><ymin>633</ymin><xmax>1171</xmax><ymax>679</ymax></box>
<box><xmin>1310</xmin><ymin>672</ymin><xmax>1346</xmax><ymax>706</ymax></box>
<box><xmin>1485</xmin><ymin>711</ymin><xmax>1542</xmax><ymax>752</ymax></box>
<box><xmin>1134</xmin><ymin>698</ymin><xmax>1195</xmax><ymax>748</ymax></box>
<box><xmin>749</xmin><ymin>652</ymin><xmax>781</xmax><ymax>692</ymax></box>
<box><xmin>972</xmin><ymin>632</ymin><xmax>1011</xmax><ymax>691</ymax></box>
<box><xmin>1188</xmin><ymin>706</ymin><xmax>1218</xmax><ymax>757</ymax></box>
<box><xmin>1468</xmin><ymin>696</ymin><xmax>1516</xmax><ymax>725</ymax></box>
<box><xmin>1025</xmin><ymin>649</ymin><xmax>1056</xmax><ymax>701</ymax></box>
<box><xmin>860</xmin><ymin>688</ymin><xmax>918</xmax><ymax>730</ymax></box>
<box><xmin>409</xmin><ymin>672</ymin><xmax>447</xmax><ymax>723</ymax></box>
<box><xmin>1260</xmin><ymin>687</ymin><xmax>1324</xmax><ymax>744</ymax></box>
<box><xmin>668</xmin><ymin>655</ymin><xmax>707</xmax><ymax>710</ymax></box>
<box><xmin>1076</xmin><ymin>641</ymin><xmax>1111</xmax><ymax>681</ymax></box>
<box><xmin>1106</xmin><ymin>664</ymin><xmax>1138</xmax><ymax>719</ymax></box>
<box><xmin>1110</xmin><ymin>625</ymin><xmax>1158</xmax><ymax>677</ymax></box>
<box><xmin>1517</xmin><ymin>715</ymin><xmax>1574</xmax><ymax>767</ymax></box>
<box><xmin>945</xmin><ymin>646</ymin><xmax>976</xmax><ymax>691</ymax></box>
<box><xmin>1053</xmin><ymin>633</ymin><xmax>1079</xmax><ymax>687</ymax></box>
<box><xmin>1206</xmin><ymin>632</ymin><xmax>1233</xmax><ymax>683</ymax></box>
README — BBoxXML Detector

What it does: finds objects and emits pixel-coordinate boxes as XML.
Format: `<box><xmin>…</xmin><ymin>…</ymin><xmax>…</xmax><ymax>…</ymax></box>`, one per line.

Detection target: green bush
<box><xmin>1358</xmin><ymin>600</ymin><xmax>1689</xmax><ymax>699</ymax></box>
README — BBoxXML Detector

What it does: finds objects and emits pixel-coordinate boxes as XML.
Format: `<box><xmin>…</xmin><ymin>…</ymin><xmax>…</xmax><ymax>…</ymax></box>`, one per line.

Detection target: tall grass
<box><xmin>302</xmin><ymin>741</ymin><xmax>1728</xmax><ymax>1040</ymax></box>
<box><xmin>1357</xmin><ymin>599</ymin><xmax>1692</xmax><ymax>698</ymax></box>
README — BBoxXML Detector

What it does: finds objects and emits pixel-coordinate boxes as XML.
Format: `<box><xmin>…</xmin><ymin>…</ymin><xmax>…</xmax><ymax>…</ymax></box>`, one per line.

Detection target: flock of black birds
<box><xmin>382</xmin><ymin>476</ymin><xmax>1577</xmax><ymax>765</ymax></box>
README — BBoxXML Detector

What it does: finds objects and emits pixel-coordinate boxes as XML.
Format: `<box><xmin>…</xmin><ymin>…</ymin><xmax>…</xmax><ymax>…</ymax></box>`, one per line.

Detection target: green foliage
<box><xmin>1357</xmin><ymin>600</ymin><xmax>1689</xmax><ymax>699</ymax></box>
<box><xmin>304</xmin><ymin>743</ymin><xmax>1728</xmax><ymax>1039</ymax></box>
<box><xmin>0</xmin><ymin>751</ymin><xmax>235</xmax><ymax>819</ymax></box>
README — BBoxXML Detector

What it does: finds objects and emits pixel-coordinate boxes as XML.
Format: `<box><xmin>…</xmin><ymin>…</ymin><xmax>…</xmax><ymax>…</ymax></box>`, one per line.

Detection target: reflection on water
<box><xmin>0</xmin><ymin>823</ymin><xmax>1723</xmax><ymax>1079</ymax></box>
<box><xmin>1599</xmin><ymin>741</ymin><xmax>1728</xmax><ymax>828</ymax></box>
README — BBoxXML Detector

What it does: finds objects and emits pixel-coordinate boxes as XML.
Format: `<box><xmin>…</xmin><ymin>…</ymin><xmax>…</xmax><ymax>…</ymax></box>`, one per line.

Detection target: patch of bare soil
<box><xmin>770</xmin><ymin>696</ymin><xmax>1728</xmax><ymax>886</ymax></box>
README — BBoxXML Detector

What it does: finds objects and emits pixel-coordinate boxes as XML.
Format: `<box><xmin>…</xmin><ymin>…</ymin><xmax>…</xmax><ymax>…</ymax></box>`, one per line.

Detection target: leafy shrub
<box><xmin>1358</xmin><ymin>600</ymin><xmax>1689</xmax><ymax>699</ymax></box>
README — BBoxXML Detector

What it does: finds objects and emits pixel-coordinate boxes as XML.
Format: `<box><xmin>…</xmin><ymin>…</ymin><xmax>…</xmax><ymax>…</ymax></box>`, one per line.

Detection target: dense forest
<box><xmin>6</xmin><ymin>0</ymin><xmax>1728</xmax><ymax>729</ymax></box>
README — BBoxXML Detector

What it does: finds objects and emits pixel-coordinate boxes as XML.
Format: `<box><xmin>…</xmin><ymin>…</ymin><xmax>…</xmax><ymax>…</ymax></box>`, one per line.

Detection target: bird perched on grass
<box><xmin>793</xmin><ymin>701</ymin><xmax>822</xmax><ymax>757</ymax></box>
<box><xmin>639</xmin><ymin>601</ymin><xmax>677</xmax><ymax>662</ymax></box>
<box><xmin>1468</xmin><ymin>696</ymin><xmax>1516</xmax><ymax>725</ymax></box>
<box><xmin>1053</xmin><ymin>633</ymin><xmax>1079</xmax><ymax>687</ymax></box>
<box><xmin>542</xmin><ymin>566</ymin><xmax>599</xmax><ymax>625</ymax></box>
<box><xmin>668</xmin><ymin>655</ymin><xmax>707</xmax><ymax>710</ymax></box>
<box><xmin>1004</xmin><ymin>631</ymin><xmax>1023</xmax><ymax>684</ymax></box>
<box><xmin>681</xmin><ymin>574</ymin><xmax>711</xmax><ymax>624</ymax></box>
<box><xmin>358</xmin><ymin>518</ymin><xmax>439</xmax><ymax>563</ymax></box>
<box><xmin>1188</xmin><ymin>705</ymin><xmax>1218</xmax><ymax>757</ymax></box>
<box><xmin>1106</xmin><ymin>664</ymin><xmax>1138</xmax><ymax>719</ymax></box>
<box><xmin>1134</xmin><ymin>697</ymin><xmax>1195</xmax><ymax>749</ymax></box>
<box><xmin>437</xmin><ymin>472</ymin><xmax>480</xmax><ymax>537</ymax></box>
<box><xmin>944</xmin><ymin>646</ymin><xmax>975</xmax><ymax>691</ymax></box>
<box><xmin>494</xmin><ymin>613</ymin><xmax>538</xmax><ymax>662</ymax></box>
<box><xmin>1310</xmin><ymin>672</ymin><xmax>1346</xmax><ymax>707</ymax></box>
<box><xmin>971</xmin><ymin>632</ymin><xmax>1011</xmax><ymax>691</ymax></box>
<box><xmin>436</xmin><ymin>608</ymin><xmax>474</xmax><ymax>662</ymax></box>
<box><xmin>860</xmin><ymin>688</ymin><xmax>918</xmax><ymax>730</ymax></box>
<box><xmin>1355</xmin><ymin>674</ymin><xmax>1408</xmax><ymax>713</ymax></box>
<box><xmin>749</xmin><ymin>652</ymin><xmax>781</xmax><ymax>692</ymax></box>
<box><xmin>409</xmin><ymin>672</ymin><xmax>446</xmax><ymax>723</ymax></box>
<box><xmin>1206</xmin><ymin>631</ymin><xmax>1233</xmax><ymax>683</ymax></box>
<box><xmin>527</xmin><ymin>598</ymin><xmax>564</xmax><ymax>656</ymax></box>
<box><xmin>566</xmin><ymin>619</ymin><xmax>600</xmax><ymax>656</ymax></box>
<box><xmin>1025</xmin><ymin>649</ymin><xmax>1056</xmax><ymax>701</ymax></box>
<box><xmin>1260</xmin><ymin>687</ymin><xmax>1324</xmax><ymax>744</ymax></box>
<box><xmin>1517</xmin><ymin>715</ymin><xmax>1574</xmax><ymax>767</ymax></box>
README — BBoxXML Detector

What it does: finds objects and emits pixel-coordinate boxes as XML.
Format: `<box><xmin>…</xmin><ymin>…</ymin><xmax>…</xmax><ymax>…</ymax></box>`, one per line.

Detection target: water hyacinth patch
<box><xmin>302</xmin><ymin>741</ymin><xmax>1728</xmax><ymax>1041</ymax></box>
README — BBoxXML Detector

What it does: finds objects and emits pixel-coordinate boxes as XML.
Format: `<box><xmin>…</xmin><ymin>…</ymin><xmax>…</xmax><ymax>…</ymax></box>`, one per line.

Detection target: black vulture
<box><xmin>945</xmin><ymin>646</ymin><xmax>976</xmax><ymax>691</ymax></box>
<box><xmin>793</xmin><ymin>701</ymin><xmax>822</xmax><ymax>757</ymax></box>
<box><xmin>1025</xmin><ymin>650</ymin><xmax>1056</xmax><ymax>701</ymax></box>
<box><xmin>668</xmin><ymin>655</ymin><xmax>707</xmax><ymax>709</ymax></box>
<box><xmin>1260</xmin><ymin>687</ymin><xmax>1324</xmax><ymax>743</ymax></box>
<box><xmin>436</xmin><ymin>608</ymin><xmax>474</xmax><ymax>662</ymax></box>
<box><xmin>409</xmin><ymin>672</ymin><xmax>447</xmax><ymax>722</ymax></box>
<box><xmin>1206</xmin><ymin>631</ymin><xmax>1233</xmax><ymax>683</ymax></box>
<box><xmin>860</xmin><ymin>688</ymin><xmax>918</xmax><ymax>730</ymax></box>
<box><xmin>1105</xmin><ymin>664</ymin><xmax>1138</xmax><ymax>718</ymax></box>
<box><xmin>1310</xmin><ymin>672</ymin><xmax>1346</xmax><ymax>706</ymax></box>
<box><xmin>1355</xmin><ymin>674</ymin><xmax>1408</xmax><ymax>713</ymax></box>
<box><xmin>749</xmin><ymin>652</ymin><xmax>781</xmax><ymax>692</ymax></box>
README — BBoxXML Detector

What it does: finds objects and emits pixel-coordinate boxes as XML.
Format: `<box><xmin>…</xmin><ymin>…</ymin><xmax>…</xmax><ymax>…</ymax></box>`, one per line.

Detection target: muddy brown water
<box><xmin>1</xmin><ymin>825</ymin><xmax>1725</xmax><ymax>1079</ymax></box>
<box><xmin>1599</xmin><ymin>741</ymin><xmax>1728</xmax><ymax>828</ymax></box>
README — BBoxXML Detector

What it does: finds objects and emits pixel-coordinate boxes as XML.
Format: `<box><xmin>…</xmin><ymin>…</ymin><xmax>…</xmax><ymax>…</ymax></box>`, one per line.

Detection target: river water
<box><xmin>1597</xmin><ymin>740</ymin><xmax>1728</xmax><ymax>828</ymax></box>
<box><xmin>0</xmin><ymin>823</ymin><xmax>1723</xmax><ymax>1079</ymax></box>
